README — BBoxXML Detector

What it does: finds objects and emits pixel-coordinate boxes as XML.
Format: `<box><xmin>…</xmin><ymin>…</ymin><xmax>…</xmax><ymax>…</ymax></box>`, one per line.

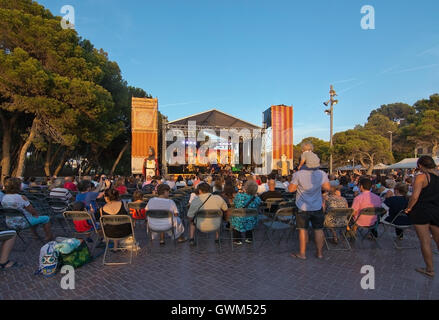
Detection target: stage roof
<box><xmin>168</xmin><ymin>109</ymin><xmax>260</xmax><ymax>129</ymax></box>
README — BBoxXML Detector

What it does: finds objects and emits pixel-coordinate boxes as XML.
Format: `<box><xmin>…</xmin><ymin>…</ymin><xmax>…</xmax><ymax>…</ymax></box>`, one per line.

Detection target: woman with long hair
<box><xmin>405</xmin><ymin>156</ymin><xmax>439</xmax><ymax>278</ymax></box>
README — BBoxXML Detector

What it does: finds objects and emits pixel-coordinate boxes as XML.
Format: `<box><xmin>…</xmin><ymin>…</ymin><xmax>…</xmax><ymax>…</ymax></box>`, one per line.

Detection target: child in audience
<box><xmin>298</xmin><ymin>142</ymin><xmax>320</xmax><ymax>170</ymax></box>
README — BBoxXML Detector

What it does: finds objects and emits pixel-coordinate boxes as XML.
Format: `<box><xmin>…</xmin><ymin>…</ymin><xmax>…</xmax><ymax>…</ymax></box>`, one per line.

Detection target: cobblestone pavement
<box><xmin>1</xmin><ymin>221</ymin><xmax>438</xmax><ymax>300</ymax></box>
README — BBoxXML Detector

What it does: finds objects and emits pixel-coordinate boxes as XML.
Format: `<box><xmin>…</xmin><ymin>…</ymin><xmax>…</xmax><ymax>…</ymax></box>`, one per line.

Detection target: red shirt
<box><xmin>116</xmin><ymin>185</ymin><xmax>127</xmax><ymax>195</ymax></box>
<box><xmin>64</xmin><ymin>182</ymin><xmax>78</xmax><ymax>192</ymax></box>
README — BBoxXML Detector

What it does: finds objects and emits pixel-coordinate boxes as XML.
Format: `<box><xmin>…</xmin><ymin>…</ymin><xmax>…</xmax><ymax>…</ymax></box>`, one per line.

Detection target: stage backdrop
<box><xmin>131</xmin><ymin>97</ymin><xmax>158</xmax><ymax>174</ymax></box>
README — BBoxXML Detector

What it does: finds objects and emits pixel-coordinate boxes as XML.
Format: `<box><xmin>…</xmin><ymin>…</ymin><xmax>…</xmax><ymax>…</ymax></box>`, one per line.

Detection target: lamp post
<box><xmin>324</xmin><ymin>85</ymin><xmax>338</xmax><ymax>174</ymax></box>
<box><xmin>388</xmin><ymin>131</ymin><xmax>393</xmax><ymax>153</ymax></box>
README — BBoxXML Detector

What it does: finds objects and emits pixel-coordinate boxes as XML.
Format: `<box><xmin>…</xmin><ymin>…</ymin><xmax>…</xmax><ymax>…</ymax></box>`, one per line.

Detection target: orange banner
<box><xmin>271</xmin><ymin>105</ymin><xmax>293</xmax><ymax>160</ymax></box>
<box><xmin>131</xmin><ymin>98</ymin><xmax>158</xmax><ymax>174</ymax></box>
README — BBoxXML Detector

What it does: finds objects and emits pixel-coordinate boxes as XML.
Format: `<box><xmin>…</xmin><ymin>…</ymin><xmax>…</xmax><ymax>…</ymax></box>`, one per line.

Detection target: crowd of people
<box><xmin>0</xmin><ymin>149</ymin><xmax>438</xmax><ymax>279</ymax></box>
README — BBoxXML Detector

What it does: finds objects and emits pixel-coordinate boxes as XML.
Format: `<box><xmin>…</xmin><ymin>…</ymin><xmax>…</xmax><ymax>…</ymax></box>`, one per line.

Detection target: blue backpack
<box><xmin>36</xmin><ymin>241</ymin><xmax>59</xmax><ymax>277</ymax></box>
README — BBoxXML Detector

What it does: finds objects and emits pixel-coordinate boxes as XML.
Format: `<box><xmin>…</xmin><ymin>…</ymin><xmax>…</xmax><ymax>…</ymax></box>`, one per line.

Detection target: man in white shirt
<box><xmin>146</xmin><ymin>184</ymin><xmax>186</xmax><ymax>245</ymax></box>
<box><xmin>49</xmin><ymin>180</ymin><xmax>72</xmax><ymax>202</ymax></box>
<box><xmin>257</xmin><ymin>176</ymin><xmax>268</xmax><ymax>195</ymax></box>
<box><xmin>164</xmin><ymin>175</ymin><xmax>176</xmax><ymax>191</ymax></box>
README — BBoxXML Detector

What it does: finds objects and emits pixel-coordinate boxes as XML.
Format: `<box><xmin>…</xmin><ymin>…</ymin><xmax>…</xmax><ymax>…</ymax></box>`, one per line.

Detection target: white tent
<box><xmin>337</xmin><ymin>165</ymin><xmax>364</xmax><ymax>171</ymax></box>
<box><xmin>387</xmin><ymin>157</ymin><xmax>439</xmax><ymax>169</ymax></box>
<box><xmin>373</xmin><ymin>163</ymin><xmax>389</xmax><ymax>170</ymax></box>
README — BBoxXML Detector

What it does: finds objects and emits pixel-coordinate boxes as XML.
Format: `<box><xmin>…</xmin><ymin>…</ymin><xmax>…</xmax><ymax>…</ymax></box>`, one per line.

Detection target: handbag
<box><xmin>193</xmin><ymin>194</ymin><xmax>212</xmax><ymax>225</ymax></box>
<box><xmin>58</xmin><ymin>239</ymin><xmax>91</xmax><ymax>269</ymax></box>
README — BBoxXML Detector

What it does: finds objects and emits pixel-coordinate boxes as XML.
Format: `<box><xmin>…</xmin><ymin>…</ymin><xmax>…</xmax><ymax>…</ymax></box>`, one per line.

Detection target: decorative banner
<box><xmin>271</xmin><ymin>105</ymin><xmax>294</xmax><ymax>171</ymax></box>
<box><xmin>131</xmin><ymin>98</ymin><xmax>158</xmax><ymax>174</ymax></box>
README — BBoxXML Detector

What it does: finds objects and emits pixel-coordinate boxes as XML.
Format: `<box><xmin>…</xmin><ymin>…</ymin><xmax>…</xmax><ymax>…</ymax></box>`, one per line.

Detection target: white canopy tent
<box><xmin>387</xmin><ymin>157</ymin><xmax>439</xmax><ymax>169</ymax></box>
<box><xmin>373</xmin><ymin>163</ymin><xmax>389</xmax><ymax>170</ymax></box>
<box><xmin>336</xmin><ymin>165</ymin><xmax>364</xmax><ymax>171</ymax></box>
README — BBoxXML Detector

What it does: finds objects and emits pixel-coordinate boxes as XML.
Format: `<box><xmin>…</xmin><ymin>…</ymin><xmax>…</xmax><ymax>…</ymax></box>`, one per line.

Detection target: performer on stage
<box><xmin>143</xmin><ymin>147</ymin><xmax>159</xmax><ymax>178</ymax></box>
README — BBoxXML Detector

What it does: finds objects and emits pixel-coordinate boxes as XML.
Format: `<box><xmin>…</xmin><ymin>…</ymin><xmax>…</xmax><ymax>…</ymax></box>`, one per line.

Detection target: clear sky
<box><xmin>38</xmin><ymin>0</ymin><xmax>439</xmax><ymax>143</ymax></box>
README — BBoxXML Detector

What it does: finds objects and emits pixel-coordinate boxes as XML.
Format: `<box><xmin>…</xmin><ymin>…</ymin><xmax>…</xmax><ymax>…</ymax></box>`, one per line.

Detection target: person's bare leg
<box><xmin>113</xmin><ymin>240</ymin><xmax>119</xmax><ymax>250</ymax></box>
<box><xmin>430</xmin><ymin>225</ymin><xmax>439</xmax><ymax>251</ymax></box>
<box><xmin>42</xmin><ymin>223</ymin><xmax>54</xmax><ymax>241</ymax></box>
<box><xmin>160</xmin><ymin>232</ymin><xmax>165</xmax><ymax>244</ymax></box>
<box><xmin>291</xmin><ymin>229</ymin><xmax>307</xmax><ymax>259</ymax></box>
<box><xmin>314</xmin><ymin>229</ymin><xmax>324</xmax><ymax>259</ymax></box>
<box><xmin>0</xmin><ymin>235</ymin><xmax>17</xmax><ymax>266</ymax></box>
<box><xmin>189</xmin><ymin>220</ymin><xmax>195</xmax><ymax>239</ymax></box>
<box><xmin>415</xmin><ymin>224</ymin><xmax>434</xmax><ymax>273</ymax></box>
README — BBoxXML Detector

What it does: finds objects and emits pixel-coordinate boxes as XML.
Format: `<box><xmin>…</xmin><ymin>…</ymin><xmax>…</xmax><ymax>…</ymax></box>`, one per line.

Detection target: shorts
<box><xmin>409</xmin><ymin>207</ymin><xmax>439</xmax><ymax>227</ymax></box>
<box><xmin>28</xmin><ymin>215</ymin><xmax>50</xmax><ymax>226</ymax></box>
<box><xmin>295</xmin><ymin>209</ymin><xmax>324</xmax><ymax>230</ymax></box>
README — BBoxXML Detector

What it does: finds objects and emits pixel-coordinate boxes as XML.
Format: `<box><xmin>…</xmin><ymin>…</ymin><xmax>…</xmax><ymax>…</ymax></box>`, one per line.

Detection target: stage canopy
<box><xmin>168</xmin><ymin>109</ymin><xmax>260</xmax><ymax>129</ymax></box>
<box><xmin>387</xmin><ymin>157</ymin><xmax>439</xmax><ymax>169</ymax></box>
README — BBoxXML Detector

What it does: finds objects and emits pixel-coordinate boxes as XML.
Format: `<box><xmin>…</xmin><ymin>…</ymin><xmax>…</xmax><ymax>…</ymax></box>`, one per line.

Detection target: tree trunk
<box><xmin>432</xmin><ymin>140</ymin><xmax>438</xmax><ymax>157</ymax></box>
<box><xmin>15</xmin><ymin>119</ymin><xmax>38</xmax><ymax>178</ymax></box>
<box><xmin>44</xmin><ymin>140</ymin><xmax>52</xmax><ymax>177</ymax></box>
<box><xmin>53</xmin><ymin>151</ymin><xmax>69</xmax><ymax>177</ymax></box>
<box><xmin>0</xmin><ymin>112</ymin><xmax>18</xmax><ymax>184</ymax></box>
<box><xmin>110</xmin><ymin>141</ymin><xmax>129</xmax><ymax>175</ymax></box>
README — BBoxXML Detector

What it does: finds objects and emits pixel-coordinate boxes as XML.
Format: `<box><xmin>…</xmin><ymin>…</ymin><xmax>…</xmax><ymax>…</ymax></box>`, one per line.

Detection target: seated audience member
<box><xmin>165</xmin><ymin>175</ymin><xmax>176</xmax><ymax>191</ymax></box>
<box><xmin>187</xmin><ymin>182</ymin><xmax>228</xmax><ymax>245</ymax></box>
<box><xmin>142</xmin><ymin>175</ymin><xmax>153</xmax><ymax>187</ymax></box>
<box><xmin>383</xmin><ymin>183</ymin><xmax>410</xmax><ymax>239</ymax></box>
<box><xmin>49</xmin><ymin>179</ymin><xmax>72</xmax><ymax>202</ymax></box>
<box><xmin>63</xmin><ymin>176</ymin><xmax>78</xmax><ymax>192</ymax></box>
<box><xmin>1</xmin><ymin>178</ymin><xmax>54</xmax><ymax>241</ymax></box>
<box><xmin>0</xmin><ymin>231</ymin><xmax>19</xmax><ymax>270</ymax></box>
<box><xmin>145</xmin><ymin>184</ymin><xmax>186</xmax><ymax>245</ymax></box>
<box><xmin>114</xmin><ymin>177</ymin><xmax>127</xmax><ymax>195</ymax></box>
<box><xmin>29</xmin><ymin>177</ymin><xmax>38</xmax><ymax>188</ymax></box>
<box><xmin>380</xmin><ymin>179</ymin><xmax>396</xmax><ymax>200</ymax></box>
<box><xmin>351</xmin><ymin>178</ymin><xmax>382</xmax><ymax>238</ymax></box>
<box><xmin>128</xmin><ymin>191</ymin><xmax>147</xmax><ymax>220</ymax></box>
<box><xmin>260</xmin><ymin>179</ymin><xmax>283</xmax><ymax>202</ymax></box>
<box><xmin>70</xmin><ymin>201</ymin><xmax>101</xmax><ymax>233</ymax></box>
<box><xmin>212</xmin><ymin>179</ymin><xmax>223</xmax><ymax>195</ymax></box>
<box><xmin>175</xmin><ymin>175</ymin><xmax>187</xmax><ymax>188</ymax></box>
<box><xmin>231</xmin><ymin>181</ymin><xmax>261</xmax><ymax>245</ymax></box>
<box><xmin>76</xmin><ymin>179</ymin><xmax>108</xmax><ymax>218</ymax></box>
<box><xmin>322</xmin><ymin>186</ymin><xmax>348</xmax><ymax>244</ymax></box>
<box><xmin>126</xmin><ymin>177</ymin><xmax>137</xmax><ymax>189</ymax></box>
<box><xmin>257</xmin><ymin>176</ymin><xmax>268</xmax><ymax>195</ymax></box>
<box><xmin>99</xmin><ymin>189</ymin><xmax>132</xmax><ymax>250</ymax></box>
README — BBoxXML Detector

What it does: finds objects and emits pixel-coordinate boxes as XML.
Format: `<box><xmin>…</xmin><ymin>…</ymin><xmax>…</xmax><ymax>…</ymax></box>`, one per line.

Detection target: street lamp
<box><xmin>324</xmin><ymin>85</ymin><xmax>338</xmax><ymax>174</ymax></box>
<box><xmin>388</xmin><ymin>131</ymin><xmax>393</xmax><ymax>153</ymax></box>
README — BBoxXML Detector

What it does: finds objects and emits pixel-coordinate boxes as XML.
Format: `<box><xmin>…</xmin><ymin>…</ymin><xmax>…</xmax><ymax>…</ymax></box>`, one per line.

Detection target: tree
<box><xmin>333</xmin><ymin>129</ymin><xmax>394</xmax><ymax>175</ymax></box>
<box><xmin>368</xmin><ymin>103</ymin><xmax>415</xmax><ymax>123</ymax></box>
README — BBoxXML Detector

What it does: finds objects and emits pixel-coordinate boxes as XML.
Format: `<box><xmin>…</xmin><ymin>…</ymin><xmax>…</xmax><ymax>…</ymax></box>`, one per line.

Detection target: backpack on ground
<box><xmin>36</xmin><ymin>241</ymin><xmax>59</xmax><ymax>277</ymax></box>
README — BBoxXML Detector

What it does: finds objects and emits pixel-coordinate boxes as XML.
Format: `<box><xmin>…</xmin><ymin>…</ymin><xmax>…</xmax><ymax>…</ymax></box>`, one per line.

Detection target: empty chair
<box><xmin>260</xmin><ymin>206</ymin><xmax>296</xmax><ymax>249</ymax></box>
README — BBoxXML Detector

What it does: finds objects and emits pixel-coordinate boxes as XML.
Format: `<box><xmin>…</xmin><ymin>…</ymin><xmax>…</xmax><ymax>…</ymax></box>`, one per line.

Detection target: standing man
<box><xmin>288</xmin><ymin>166</ymin><xmax>330</xmax><ymax>259</ymax></box>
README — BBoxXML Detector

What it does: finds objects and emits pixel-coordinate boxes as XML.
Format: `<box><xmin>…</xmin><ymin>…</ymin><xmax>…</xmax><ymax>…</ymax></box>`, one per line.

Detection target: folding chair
<box><xmin>146</xmin><ymin>210</ymin><xmax>177</xmax><ymax>251</ymax></box>
<box><xmin>194</xmin><ymin>209</ymin><xmax>223</xmax><ymax>253</ymax></box>
<box><xmin>229</xmin><ymin>208</ymin><xmax>258</xmax><ymax>251</ymax></box>
<box><xmin>350</xmin><ymin>207</ymin><xmax>386</xmax><ymax>248</ymax></box>
<box><xmin>63</xmin><ymin>210</ymin><xmax>101</xmax><ymax>256</ymax></box>
<box><xmin>48</xmin><ymin>198</ymin><xmax>69</xmax><ymax>232</ymax></box>
<box><xmin>260</xmin><ymin>198</ymin><xmax>283</xmax><ymax>221</ymax></box>
<box><xmin>323</xmin><ymin>208</ymin><xmax>354</xmax><ymax>251</ymax></box>
<box><xmin>380</xmin><ymin>210</ymin><xmax>417</xmax><ymax>250</ymax></box>
<box><xmin>100</xmin><ymin>215</ymin><xmax>136</xmax><ymax>265</ymax></box>
<box><xmin>0</xmin><ymin>208</ymin><xmax>39</xmax><ymax>246</ymax></box>
<box><xmin>0</xmin><ymin>230</ymin><xmax>17</xmax><ymax>242</ymax></box>
<box><xmin>260</xmin><ymin>206</ymin><xmax>296</xmax><ymax>250</ymax></box>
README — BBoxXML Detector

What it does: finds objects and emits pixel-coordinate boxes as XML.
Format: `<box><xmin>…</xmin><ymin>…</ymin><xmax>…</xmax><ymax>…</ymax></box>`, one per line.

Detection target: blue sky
<box><xmin>39</xmin><ymin>0</ymin><xmax>439</xmax><ymax>143</ymax></box>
